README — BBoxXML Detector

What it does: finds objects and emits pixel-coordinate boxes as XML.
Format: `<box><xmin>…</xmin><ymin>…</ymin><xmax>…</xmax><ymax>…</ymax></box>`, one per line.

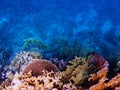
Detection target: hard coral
<box><xmin>89</xmin><ymin>66</ymin><xmax>120</xmax><ymax>90</ymax></box>
<box><xmin>62</xmin><ymin>57</ymin><xmax>89</xmax><ymax>85</ymax></box>
<box><xmin>2</xmin><ymin>71</ymin><xmax>63</xmax><ymax>90</ymax></box>
<box><xmin>87</xmin><ymin>52</ymin><xmax>109</xmax><ymax>70</ymax></box>
<box><xmin>89</xmin><ymin>73</ymin><xmax>120</xmax><ymax>90</ymax></box>
<box><xmin>9</xmin><ymin>51</ymin><xmax>42</xmax><ymax>73</ymax></box>
<box><xmin>89</xmin><ymin>67</ymin><xmax>108</xmax><ymax>83</ymax></box>
<box><xmin>22</xmin><ymin>59</ymin><xmax>59</xmax><ymax>76</ymax></box>
<box><xmin>49</xmin><ymin>58</ymin><xmax>67</xmax><ymax>70</ymax></box>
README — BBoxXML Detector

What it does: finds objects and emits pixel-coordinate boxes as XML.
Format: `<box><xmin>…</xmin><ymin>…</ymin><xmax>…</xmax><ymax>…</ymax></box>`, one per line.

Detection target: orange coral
<box><xmin>3</xmin><ymin>71</ymin><xmax>63</xmax><ymax>90</ymax></box>
<box><xmin>22</xmin><ymin>59</ymin><xmax>59</xmax><ymax>76</ymax></box>
<box><xmin>89</xmin><ymin>67</ymin><xmax>108</xmax><ymax>83</ymax></box>
<box><xmin>89</xmin><ymin>68</ymin><xmax>120</xmax><ymax>90</ymax></box>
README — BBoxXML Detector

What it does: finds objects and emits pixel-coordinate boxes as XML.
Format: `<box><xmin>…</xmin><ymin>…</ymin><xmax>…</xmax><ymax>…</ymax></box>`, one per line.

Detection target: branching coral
<box><xmin>89</xmin><ymin>69</ymin><xmax>120</xmax><ymax>90</ymax></box>
<box><xmin>9</xmin><ymin>51</ymin><xmax>42</xmax><ymax>73</ymax></box>
<box><xmin>0</xmin><ymin>71</ymin><xmax>63</xmax><ymax>90</ymax></box>
<box><xmin>1</xmin><ymin>52</ymin><xmax>120</xmax><ymax>90</ymax></box>
<box><xmin>22</xmin><ymin>59</ymin><xmax>59</xmax><ymax>76</ymax></box>
<box><xmin>62</xmin><ymin>57</ymin><xmax>90</xmax><ymax>85</ymax></box>
<box><xmin>62</xmin><ymin>53</ymin><xmax>109</xmax><ymax>85</ymax></box>
<box><xmin>88</xmin><ymin>59</ymin><xmax>120</xmax><ymax>90</ymax></box>
<box><xmin>89</xmin><ymin>67</ymin><xmax>108</xmax><ymax>83</ymax></box>
<box><xmin>1</xmin><ymin>70</ymin><xmax>80</xmax><ymax>90</ymax></box>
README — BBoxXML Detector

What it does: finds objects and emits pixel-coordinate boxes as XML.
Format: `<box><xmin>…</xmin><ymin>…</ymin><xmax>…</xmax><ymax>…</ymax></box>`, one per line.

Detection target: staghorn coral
<box><xmin>22</xmin><ymin>59</ymin><xmax>59</xmax><ymax>76</ymax></box>
<box><xmin>9</xmin><ymin>51</ymin><xmax>42</xmax><ymax>73</ymax></box>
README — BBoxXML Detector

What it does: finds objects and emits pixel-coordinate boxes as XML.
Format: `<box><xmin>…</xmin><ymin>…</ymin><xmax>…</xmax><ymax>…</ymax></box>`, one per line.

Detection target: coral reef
<box><xmin>0</xmin><ymin>52</ymin><xmax>120</xmax><ymax>90</ymax></box>
<box><xmin>87</xmin><ymin>52</ymin><xmax>109</xmax><ymax>70</ymax></box>
<box><xmin>0</xmin><ymin>65</ymin><xmax>12</xmax><ymax>84</ymax></box>
<box><xmin>0</xmin><ymin>51</ymin><xmax>42</xmax><ymax>84</ymax></box>
<box><xmin>62</xmin><ymin>57</ymin><xmax>90</xmax><ymax>85</ymax></box>
<box><xmin>0</xmin><ymin>71</ymin><xmax>63</xmax><ymax>90</ymax></box>
<box><xmin>89</xmin><ymin>67</ymin><xmax>120</xmax><ymax>90</ymax></box>
<box><xmin>62</xmin><ymin>53</ymin><xmax>109</xmax><ymax>85</ymax></box>
<box><xmin>9</xmin><ymin>51</ymin><xmax>42</xmax><ymax>73</ymax></box>
<box><xmin>49</xmin><ymin>58</ymin><xmax>67</xmax><ymax>71</ymax></box>
<box><xmin>22</xmin><ymin>59</ymin><xmax>59</xmax><ymax>76</ymax></box>
<box><xmin>23</xmin><ymin>38</ymin><xmax>46</xmax><ymax>52</ymax></box>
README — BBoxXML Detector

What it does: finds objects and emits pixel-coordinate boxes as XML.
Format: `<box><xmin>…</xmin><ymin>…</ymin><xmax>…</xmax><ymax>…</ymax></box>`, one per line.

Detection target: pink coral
<box><xmin>87</xmin><ymin>52</ymin><xmax>109</xmax><ymax>70</ymax></box>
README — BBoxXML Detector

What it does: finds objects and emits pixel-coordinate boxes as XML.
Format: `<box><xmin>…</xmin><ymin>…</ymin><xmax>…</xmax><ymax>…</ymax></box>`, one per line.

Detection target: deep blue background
<box><xmin>0</xmin><ymin>0</ymin><xmax>120</xmax><ymax>65</ymax></box>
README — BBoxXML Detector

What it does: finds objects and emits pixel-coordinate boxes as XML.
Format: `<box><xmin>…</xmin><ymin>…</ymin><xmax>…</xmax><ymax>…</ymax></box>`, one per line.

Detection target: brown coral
<box><xmin>22</xmin><ymin>59</ymin><xmax>59</xmax><ymax>76</ymax></box>
<box><xmin>62</xmin><ymin>57</ymin><xmax>89</xmax><ymax>85</ymax></box>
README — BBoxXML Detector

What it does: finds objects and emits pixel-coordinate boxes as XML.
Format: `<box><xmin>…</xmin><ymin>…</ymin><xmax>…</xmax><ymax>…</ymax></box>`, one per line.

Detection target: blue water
<box><xmin>0</xmin><ymin>0</ymin><xmax>120</xmax><ymax>65</ymax></box>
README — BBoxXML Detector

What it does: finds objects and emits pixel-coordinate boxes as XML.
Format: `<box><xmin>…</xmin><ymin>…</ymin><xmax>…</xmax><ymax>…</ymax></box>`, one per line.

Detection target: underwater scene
<box><xmin>0</xmin><ymin>0</ymin><xmax>120</xmax><ymax>90</ymax></box>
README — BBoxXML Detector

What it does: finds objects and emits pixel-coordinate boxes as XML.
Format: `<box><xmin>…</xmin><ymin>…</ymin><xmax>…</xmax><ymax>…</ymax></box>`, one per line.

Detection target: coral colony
<box><xmin>0</xmin><ymin>0</ymin><xmax>120</xmax><ymax>90</ymax></box>
<box><xmin>0</xmin><ymin>52</ymin><xmax>120</xmax><ymax>90</ymax></box>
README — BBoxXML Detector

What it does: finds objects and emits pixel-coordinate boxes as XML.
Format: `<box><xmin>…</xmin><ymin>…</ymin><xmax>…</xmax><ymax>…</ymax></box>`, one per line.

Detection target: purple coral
<box><xmin>49</xmin><ymin>58</ymin><xmax>67</xmax><ymax>71</ymax></box>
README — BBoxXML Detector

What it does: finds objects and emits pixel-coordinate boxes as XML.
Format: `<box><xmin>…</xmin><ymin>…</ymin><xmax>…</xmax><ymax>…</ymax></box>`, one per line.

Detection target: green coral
<box><xmin>23</xmin><ymin>38</ymin><xmax>46</xmax><ymax>52</ymax></box>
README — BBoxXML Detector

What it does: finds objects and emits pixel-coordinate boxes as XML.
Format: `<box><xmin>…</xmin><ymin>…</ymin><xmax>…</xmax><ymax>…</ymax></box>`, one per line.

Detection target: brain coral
<box><xmin>22</xmin><ymin>59</ymin><xmax>59</xmax><ymax>76</ymax></box>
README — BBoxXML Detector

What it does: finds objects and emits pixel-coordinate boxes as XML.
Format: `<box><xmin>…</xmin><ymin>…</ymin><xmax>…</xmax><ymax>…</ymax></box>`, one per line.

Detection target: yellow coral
<box><xmin>62</xmin><ymin>57</ymin><xmax>89</xmax><ymax>85</ymax></box>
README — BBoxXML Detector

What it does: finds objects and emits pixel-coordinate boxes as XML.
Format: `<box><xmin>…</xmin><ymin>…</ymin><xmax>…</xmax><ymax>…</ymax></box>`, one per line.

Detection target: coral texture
<box><xmin>22</xmin><ymin>59</ymin><xmax>59</xmax><ymax>76</ymax></box>
<box><xmin>49</xmin><ymin>58</ymin><xmax>67</xmax><ymax>70</ymax></box>
<box><xmin>0</xmin><ymin>70</ymin><xmax>80</xmax><ymax>90</ymax></box>
<box><xmin>87</xmin><ymin>52</ymin><xmax>109</xmax><ymax>70</ymax></box>
<box><xmin>1</xmin><ymin>52</ymin><xmax>120</xmax><ymax>90</ymax></box>
<box><xmin>62</xmin><ymin>53</ymin><xmax>109</xmax><ymax>85</ymax></box>
<box><xmin>89</xmin><ymin>68</ymin><xmax>120</xmax><ymax>90</ymax></box>
<box><xmin>9</xmin><ymin>51</ymin><xmax>42</xmax><ymax>73</ymax></box>
<box><xmin>62</xmin><ymin>57</ymin><xmax>89</xmax><ymax>85</ymax></box>
<box><xmin>0</xmin><ymin>71</ymin><xmax>63</xmax><ymax>90</ymax></box>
